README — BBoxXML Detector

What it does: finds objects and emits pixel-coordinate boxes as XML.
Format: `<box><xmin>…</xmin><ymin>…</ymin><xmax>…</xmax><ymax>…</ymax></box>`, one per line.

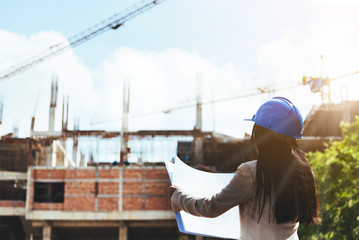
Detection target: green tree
<box><xmin>299</xmin><ymin>116</ymin><xmax>359</xmax><ymax>239</ymax></box>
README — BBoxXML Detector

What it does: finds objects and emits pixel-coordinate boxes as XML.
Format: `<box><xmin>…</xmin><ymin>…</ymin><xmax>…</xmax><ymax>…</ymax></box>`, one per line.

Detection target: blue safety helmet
<box><xmin>245</xmin><ymin>97</ymin><xmax>303</xmax><ymax>138</ymax></box>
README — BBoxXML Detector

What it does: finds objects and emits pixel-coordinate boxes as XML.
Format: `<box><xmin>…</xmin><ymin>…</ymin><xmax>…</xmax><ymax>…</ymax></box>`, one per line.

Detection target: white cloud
<box><xmin>0</xmin><ymin>30</ymin><xmax>253</xmax><ymax>138</ymax></box>
<box><xmin>95</xmin><ymin>47</ymin><xmax>250</xmax><ymax>136</ymax></box>
<box><xmin>0</xmin><ymin>30</ymin><xmax>98</xmax><ymax>136</ymax></box>
<box><xmin>6</xmin><ymin>17</ymin><xmax>359</xmax><ymax>139</ymax></box>
<box><xmin>255</xmin><ymin>15</ymin><xmax>359</xmax><ymax>107</ymax></box>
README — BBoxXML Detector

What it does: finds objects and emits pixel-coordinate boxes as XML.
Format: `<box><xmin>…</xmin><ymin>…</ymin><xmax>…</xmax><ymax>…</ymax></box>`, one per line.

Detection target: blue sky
<box><xmin>1</xmin><ymin>0</ymin><xmax>359</xmax><ymax>138</ymax></box>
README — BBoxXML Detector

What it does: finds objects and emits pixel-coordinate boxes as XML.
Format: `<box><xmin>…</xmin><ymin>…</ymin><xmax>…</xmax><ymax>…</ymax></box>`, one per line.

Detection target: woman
<box><xmin>169</xmin><ymin>97</ymin><xmax>320</xmax><ymax>239</ymax></box>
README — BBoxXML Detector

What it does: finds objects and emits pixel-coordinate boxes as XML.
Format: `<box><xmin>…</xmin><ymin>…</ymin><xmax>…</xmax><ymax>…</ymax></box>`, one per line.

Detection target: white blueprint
<box><xmin>166</xmin><ymin>157</ymin><xmax>240</xmax><ymax>239</ymax></box>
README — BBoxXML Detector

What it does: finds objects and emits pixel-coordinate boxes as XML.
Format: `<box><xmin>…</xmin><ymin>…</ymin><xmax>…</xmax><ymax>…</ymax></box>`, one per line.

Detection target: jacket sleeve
<box><xmin>170</xmin><ymin>163</ymin><xmax>255</xmax><ymax>218</ymax></box>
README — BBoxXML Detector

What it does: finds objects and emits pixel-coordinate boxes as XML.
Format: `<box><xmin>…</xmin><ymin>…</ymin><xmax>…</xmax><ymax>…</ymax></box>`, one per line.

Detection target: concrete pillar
<box><xmin>118</xmin><ymin>225</ymin><xmax>128</xmax><ymax>240</ymax></box>
<box><xmin>13</xmin><ymin>120</ymin><xmax>19</xmax><ymax>138</ymax></box>
<box><xmin>195</xmin><ymin>72</ymin><xmax>202</xmax><ymax>131</ymax></box>
<box><xmin>73</xmin><ymin>118</ymin><xmax>79</xmax><ymax>166</ymax></box>
<box><xmin>46</xmin><ymin>145</ymin><xmax>52</xmax><ymax>167</ymax></box>
<box><xmin>61</xmin><ymin>95</ymin><xmax>69</xmax><ymax>132</ymax></box>
<box><xmin>52</xmin><ymin>140</ymin><xmax>57</xmax><ymax>167</ymax></box>
<box><xmin>43</xmin><ymin>225</ymin><xmax>51</xmax><ymax>240</ymax></box>
<box><xmin>194</xmin><ymin>137</ymin><xmax>203</xmax><ymax>165</ymax></box>
<box><xmin>30</xmin><ymin>117</ymin><xmax>35</xmax><ymax>137</ymax></box>
<box><xmin>120</xmin><ymin>80</ymin><xmax>130</xmax><ymax>164</ymax></box>
<box><xmin>49</xmin><ymin>77</ymin><xmax>58</xmax><ymax>133</ymax></box>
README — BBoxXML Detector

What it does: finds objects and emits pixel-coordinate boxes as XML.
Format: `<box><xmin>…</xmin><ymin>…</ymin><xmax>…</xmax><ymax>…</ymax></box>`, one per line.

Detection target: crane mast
<box><xmin>0</xmin><ymin>0</ymin><xmax>166</xmax><ymax>81</ymax></box>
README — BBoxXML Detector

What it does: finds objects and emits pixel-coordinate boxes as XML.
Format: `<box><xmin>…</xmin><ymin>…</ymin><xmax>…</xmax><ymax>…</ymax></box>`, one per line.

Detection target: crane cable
<box><xmin>90</xmin><ymin>83</ymin><xmax>304</xmax><ymax>125</ymax></box>
<box><xmin>0</xmin><ymin>0</ymin><xmax>167</xmax><ymax>81</ymax></box>
<box><xmin>91</xmin><ymin>68</ymin><xmax>359</xmax><ymax>125</ymax></box>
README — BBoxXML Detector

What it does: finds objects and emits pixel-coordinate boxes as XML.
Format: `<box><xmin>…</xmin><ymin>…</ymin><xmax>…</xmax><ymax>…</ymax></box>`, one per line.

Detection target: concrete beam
<box><xmin>31</xmin><ymin>220</ymin><xmax>177</xmax><ymax>228</ymax></box>
<box><xmin>61</xmin><ymin>129</ymin><xmax>214</xmax><ymax>138</ymax></box>
<box><xmin>32</xmin><ymin>222</ymin><xmax>41</xmax><ymax>227</ymax></box>
<box><xmin>29</xmin><ymin>165</ymin><xmax>166</xmax><ymax>170</ymax></box>
<box><xmin>26</xmin><ymin>210</ymin><xmax>175</xmax><ymax>221</ymax></box>
<box><xmin>0</xmin><ymin>207</ymin><xmax>25</xmax><ymax>216</ymax></box>
<box><xmin>0</xmin><ymin>171</ymin><xmax>27</xmax><ymax>180</ymax></box>
<box><xmin>129</xmin><ymin>221</ymin><xmax>177</xmax><ymax>227</ymax></box>
<box><xmin>32</xmin><ymin>131</ymin><xmax>62</xmax><ymax>138</ymax></box>
<box><xmin>33</xmin><ymin>221</ymin><xmax>118</xmax><ymax>227</ymax></box>
<box><xmin>32</xmin><ymin>221</ymin><xmax>47</xmax><ymax>227</ymax></box>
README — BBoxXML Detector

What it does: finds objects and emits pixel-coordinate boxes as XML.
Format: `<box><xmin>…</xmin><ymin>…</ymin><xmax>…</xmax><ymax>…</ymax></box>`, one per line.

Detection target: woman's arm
<box><xmin>170</xmin><ymin>162</ymin><xmax>255</xmax><ymax>218</ymax></box>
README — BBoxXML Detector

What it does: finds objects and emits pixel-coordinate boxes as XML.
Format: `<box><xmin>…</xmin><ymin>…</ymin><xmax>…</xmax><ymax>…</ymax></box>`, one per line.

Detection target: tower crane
<box><xmin>302</xmin><ymin>55</ymin><xmax>359</xmax><ymax>103</ymax></box>
<box><xmin>303</xmin><ymin>70</ymin><xmax>359</xmax><ymax>103</ymax></box>
<box><xmin>0</xmin><ymin>0</ymin><xmax>167</xmax><ymax>81</ymax></box>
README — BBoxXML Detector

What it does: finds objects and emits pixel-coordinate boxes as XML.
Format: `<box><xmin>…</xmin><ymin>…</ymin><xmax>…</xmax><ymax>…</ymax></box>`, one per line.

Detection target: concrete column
<box><xmin>194</xmin><ymin>137</ymin><xmax>203</xmax><ymax>165</ymax></box>
<box><xmin>52</xmin><ymin>141</ymin><xmax>57</xmax><ymax>167</ymax></box>
<box><xmin>43</xmin><ymin>225</ymin><xmax>51</xmax><ymax>240</ymax></box>
<box><xmin>120</xmin><ymin>80</ymin><xmax>130</xmax><ymax>164</ymax></box>
<box><xmin>48</xmin><ymin>77</ymin><xmax>58</xmax><ymax>133</ymax></box>
<box><xmin>118</xmin><ymin>225</ymin><xmax>128</xmax><ymax>240</ymax></box>
<box><xmin>195</xmin><ymin>72</ymin><xmax>202</xmax><ymax>131</ymax></box>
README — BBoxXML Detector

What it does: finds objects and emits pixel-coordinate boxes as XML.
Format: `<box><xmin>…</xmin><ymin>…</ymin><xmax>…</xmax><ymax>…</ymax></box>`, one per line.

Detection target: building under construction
<box><xmin>1</xmin><ymin>79</ymin><xmax>359</xmax><ymax>240</ymax></box>
<box><xmin>1</xmin><ymin>0</ymin><xmax>359</xmax><ymax>238</ymax></box>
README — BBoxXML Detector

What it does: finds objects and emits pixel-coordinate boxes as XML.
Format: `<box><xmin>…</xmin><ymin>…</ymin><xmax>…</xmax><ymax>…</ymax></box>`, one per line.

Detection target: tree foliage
<box><xmin>299</xmin><ymin>116</ymin><xmax>359</xmax><ymax>239</ymax></box>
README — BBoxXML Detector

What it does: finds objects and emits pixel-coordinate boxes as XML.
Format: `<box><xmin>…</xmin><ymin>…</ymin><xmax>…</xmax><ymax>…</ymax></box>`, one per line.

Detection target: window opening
<box><xmin>34</xmin><ymin>182</ymin><xmax>64</xmax><ymax>203</ymax></box>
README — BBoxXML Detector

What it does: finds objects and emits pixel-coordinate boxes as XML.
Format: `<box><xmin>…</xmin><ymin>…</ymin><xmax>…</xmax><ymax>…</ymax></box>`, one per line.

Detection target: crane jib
<box><xmin>0</xmin><ymin>0</ymin><xmax>168</xmax><ymax>81</ymax></box>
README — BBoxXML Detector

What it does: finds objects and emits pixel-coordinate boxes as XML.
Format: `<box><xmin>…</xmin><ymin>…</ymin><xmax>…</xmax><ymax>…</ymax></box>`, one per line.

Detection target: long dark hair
<box><xmin>251</xmin><ymin>124</ymin><xmax>320</xmax><ymax>224</ymax></box>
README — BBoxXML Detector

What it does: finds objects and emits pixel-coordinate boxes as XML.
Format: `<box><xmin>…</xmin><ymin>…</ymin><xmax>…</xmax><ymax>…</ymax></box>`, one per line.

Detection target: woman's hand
<box><xmin>168</xmin><ymin>185</ymin><xmax>179</xmax><ymax>199</ymax></box>
<box><xmin>168</xmin><ymin>185</ymin><xmax>182</xmax><ymax>213</ymax></box>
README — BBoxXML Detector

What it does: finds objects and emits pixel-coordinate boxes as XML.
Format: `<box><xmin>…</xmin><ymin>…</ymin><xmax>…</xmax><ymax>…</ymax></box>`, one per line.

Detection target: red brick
<box><xmin>99</xmin><ymin>169</ymin><xmax>119</xmax><ymax>179</ymax></box>
<box><xmin>122</xmin><ymin>197</ymin><xmax>143</xmax><ymax>210</ymax></box>
<box><xmin>65</xmin><ymin>182</ymin><xmax>95</xmax><ymax>195</ymax></box>
<box><xmin>98</xmin><ymin>197</ymin><xmax>118</xmax><ymax>211</ymax></box>
<box><xmin>65</xmin><ymin>169</ymin><xmax>96</xmax><ymax>179</ymax></box>
<box><xmin>145</xmin><ymin>181</ymin><xmax>170</xmax><ymax>195</ymax></box>
<box><xmin>145</xmin><ymin>197</ymin><xmax>171</xmax><ymax>210</ymax></box>
<box><xmin>34</xmin><ymin>170</ymin><xmax>48</xmax><ymax>180</ymax></box>
<box><xmin>99</xmin><ymin>182</ymin><xmax>118</xmax><ymax>195</ymax></box>
<box><xmin>33</xmin><ymin>203</ymin><xmax>51</xmax><ymax>210</ymax></box>
<box><xmin>14</xmin><ymin>201</ymin><xmax>25</xmax><ymax>207</ymax></box>
<box><xmin>64</xmin><ymin>196</ymin><xmax>95</xmax><ymax>211</ymax></box>
<box><xmin>49</xmin><ymin>170</ymin><xmax>65</xmax><ymax>179</ymax></box>
<box><xmin>123</xmin><ymin>169</ymin><xmax>143</xmax><ymax>180</ymax></box>
<box><xmin>145</xmin><ymin>169</ymin><xmax>169</xmax><ymax>180</ymax></box>
<box><xmin>51</xmin><ymin>203</ymin><xmax>64</xmax><ymax>210</ymax></box>
<box><xmin>123</xmin><ymin>182</ymin><xmax>142</xmax><ymax>195</ymax></box>
<box><xmin>0</xmin><ymin>201</ymin><xmax>13</xmax><ymax>207</ymax></box>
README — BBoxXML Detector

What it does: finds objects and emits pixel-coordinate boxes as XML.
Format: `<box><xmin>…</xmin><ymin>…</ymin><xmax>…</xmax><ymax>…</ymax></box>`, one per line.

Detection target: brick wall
<box><xmin>29</xmin><ymin>166</ymin><xmax>171</xmax><ymax>212</ymax></box>
<box><xmin>0</xmin><ymin>200</ymin><xmax>25</xmax><ymax>208</ymax></box>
